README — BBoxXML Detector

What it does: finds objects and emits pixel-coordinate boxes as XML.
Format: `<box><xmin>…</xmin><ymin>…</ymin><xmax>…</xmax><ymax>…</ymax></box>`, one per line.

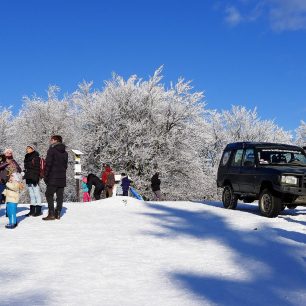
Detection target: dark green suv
<box><xmin>217</xmin><ymin>142</ymin><xmax>306</xmax><ymax>217</ymax></box>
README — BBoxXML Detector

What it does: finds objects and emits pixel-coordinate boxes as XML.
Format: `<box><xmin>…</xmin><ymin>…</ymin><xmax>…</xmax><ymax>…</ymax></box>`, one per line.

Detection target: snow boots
<box><xmin>6</xmin><ymin>202</ymin><xmax>18</xmax><ymax>229</ymax></box>
<box><xmin>55</xmin><ymin>208</ymin><xmax>61</xmax><ymax>220</ymax></box>
<box><xmin>26</xmin><ymin>205</ymin><xmax>36</xmax><ymax>217</ymax></box>
<box><xmin>34</xmin><ymin>205</ymin><xmax>42</xmax><ymax>216</ymax></box>
<box><xmin>26</xmin><ymin>205</ymin><xmax>42</xmax><ymax>217</ymax></box>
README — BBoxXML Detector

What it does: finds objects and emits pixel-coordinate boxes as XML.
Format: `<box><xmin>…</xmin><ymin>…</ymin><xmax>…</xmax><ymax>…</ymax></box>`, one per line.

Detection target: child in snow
<box><xmin>121</xmin><ymin>173</ymin><xmax>132</xmax><ymax>196</ymax></box>
<box><xmin>2</xmin><ymin>172</ymin><xmax>24</xmax><ymax>229</ymax></box>
<box><xmin>81</xmin><ymin>176</ymin><xmax>91</xmax><ymax>202</ymax></box>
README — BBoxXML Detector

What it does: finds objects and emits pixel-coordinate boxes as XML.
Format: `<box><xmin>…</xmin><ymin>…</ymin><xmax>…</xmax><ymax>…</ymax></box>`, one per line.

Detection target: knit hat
<box><xmin>82</xmin><ymin>177</ymin><xmax>87</xmax><ymax>183</ymax></box>
<box><xmin>26</xmin><ymin>144</ymin><xmax>36</xmax><ymax>151</ymax></box>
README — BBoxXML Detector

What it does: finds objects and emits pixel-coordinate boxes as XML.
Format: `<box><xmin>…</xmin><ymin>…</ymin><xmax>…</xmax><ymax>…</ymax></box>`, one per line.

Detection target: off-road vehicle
<box><xmin>217</xmin><ymin>142</ymin><xmax>306</xmax><ymax>217</ymax></box>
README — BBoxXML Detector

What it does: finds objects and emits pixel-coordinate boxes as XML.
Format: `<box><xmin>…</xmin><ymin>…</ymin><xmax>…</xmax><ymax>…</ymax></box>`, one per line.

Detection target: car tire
<box><xmin>222</xmin><ymin>186</ymin><xmax>238</xmax><ymax>209</ymax></box>
<box><xmin>259</xmin><ymin>189</ymin><xmax>282</xmax><ymax>218</ymax></box>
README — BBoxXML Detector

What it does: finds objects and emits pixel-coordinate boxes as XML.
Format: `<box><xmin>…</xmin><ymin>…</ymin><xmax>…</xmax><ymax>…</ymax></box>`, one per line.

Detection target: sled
<box><xmin>129</xmin><ymin>187</ymin><xmax>143</xmax><ymax>200</ymax></box>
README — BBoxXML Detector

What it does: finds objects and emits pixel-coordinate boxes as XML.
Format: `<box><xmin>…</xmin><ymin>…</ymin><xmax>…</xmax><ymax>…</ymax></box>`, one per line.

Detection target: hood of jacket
<box><xmin>52</xmin><ymin>143</ymin><xmax>66</xmax><ymax>153</ymax></box>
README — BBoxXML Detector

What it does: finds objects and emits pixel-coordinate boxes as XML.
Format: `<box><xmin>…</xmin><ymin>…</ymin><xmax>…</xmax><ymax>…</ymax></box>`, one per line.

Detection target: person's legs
<box><xmin>107</xmin><ymin>187</ymin><xmax>113</xmax><ymax>197</ymax></box>
<box><xmin>33</xmin><ymin>184</ymin><xmax>42</xmax><ymax>205</ymax></box>
<box><xmin>154</xmin><ymin>190</ymin><xmax>162</xmax><ymax>201</ymax></box>
<box><xmin>45</xmin><ymin>185</ymin><xmax>56</xmax><ymax>218</ymax></box>
<box><xmin>123</xmin><ymin>190</ymin><xmax>128</xmax><ymax>196</ymax></box>
<box><xmin>94</xmin><ymin>186</ymin><xmax>103</xmax><ymax>200</ymax></box>
<box><xmin>55</xmin><ymin>187</ymin><xmax>64</xmax><ymax>214</ymax></box>
<box><xmin>27</xmin><ymin>184</ymin><xmax>36</xmax><ymax>204</ymax></box>
<box><xmin>85</xmin><ymin>192</ymin><xmax>91</xmax><ymax>202</ymax></box>
<box><xmin>6</xmin><ymin>202</ymin><xmax>17</xmax><ymax>226</ymax></box>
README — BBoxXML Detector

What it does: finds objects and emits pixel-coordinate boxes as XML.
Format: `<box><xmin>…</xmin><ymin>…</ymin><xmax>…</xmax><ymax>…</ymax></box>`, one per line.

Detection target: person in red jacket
<box><xmin>101</xmin><ymin>164</ymin><xmax>115</xmax><ymax>198</ymax></box>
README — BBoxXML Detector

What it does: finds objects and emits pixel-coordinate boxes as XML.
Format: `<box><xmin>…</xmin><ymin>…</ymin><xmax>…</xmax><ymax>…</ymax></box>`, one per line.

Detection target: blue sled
<box><xmin>129</xmin><ymin>187</ymin><xmax>143</xmax><ymax>200</ymax></box>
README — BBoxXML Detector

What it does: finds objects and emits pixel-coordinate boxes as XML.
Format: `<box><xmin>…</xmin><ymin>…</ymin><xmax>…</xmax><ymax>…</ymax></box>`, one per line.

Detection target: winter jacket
<box><xmin>87</xmin><ymin>174</ymin><xmax>104</xmax><ymax>194</ymax></box>
<box><xmin>24</xmin><ymin>151</ymin><xmax>40</xmax><ymax>185</ymax></box>
<box><xmin>121</xmin><ymin>176</ymin><xmax>132</xmax><ymax>193</ymax></box>
<box><xmin>4</xmin><ymin>159</ymin><xmax>21</xmax><ymax>177</ymax></box>
<box><xmin>0</xmin><ymin>162</ymin><xmax>9</xmax><ymax>183</ymax></box>
<box><xmin>151</xmin><ymin>174</ymin><xmax>161</xmax><ymax>192</ymax></box>
<box><xmin>44</xmin><ymin>143</ymin><xmax>68</xmax><ymax>187</ymax></box>
<box><xmin>2</xmin><ymin>181</ymin><xmax>23</xmax><ymax>203</ymax></box>
<box><xmin>81</xmin><ymin>181</ymin><xmax>89</xmax><ymax>192</ymax></box>
<box><xmin>106</xmin><ymin>172</ymin><xmax>115</xmax><ymax>188</ymax></box>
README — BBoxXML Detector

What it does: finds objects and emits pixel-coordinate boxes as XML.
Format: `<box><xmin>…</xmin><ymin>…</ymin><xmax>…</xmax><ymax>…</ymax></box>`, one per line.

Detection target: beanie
<box><xmin>27</xmin><ymin>144</ymin><xmax>36</xmax><ymax>151</ymax></box>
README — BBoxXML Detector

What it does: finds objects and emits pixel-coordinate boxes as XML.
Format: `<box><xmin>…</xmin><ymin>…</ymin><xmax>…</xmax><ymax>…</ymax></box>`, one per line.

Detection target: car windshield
<box><xmin>258</xmin><ymin>148</ymin><xmax>306</xmax><ymax>166</ymax></box>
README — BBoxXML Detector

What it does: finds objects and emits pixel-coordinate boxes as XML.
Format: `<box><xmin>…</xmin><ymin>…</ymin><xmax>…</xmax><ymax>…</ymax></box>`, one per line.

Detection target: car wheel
<box><xmin>222</xmin><ymin>186</ymin><xmax>238</xmax><ymax>209</ymax></box>
<box><xmin>259</xmin><ymin>189</ymin><xmax>282</xmax><ymax>218</ymax></box>
<box><xmin>287</xmin><ymin>205</ymin><xmax>297</xmax><ymax>209</ymax></box>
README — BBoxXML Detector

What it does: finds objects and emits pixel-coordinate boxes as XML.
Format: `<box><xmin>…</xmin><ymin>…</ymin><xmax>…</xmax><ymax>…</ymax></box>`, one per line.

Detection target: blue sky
<box><xmin>0</xmin><ymin>0</ymin><xmax>305</xmax><ymax>131</ymax></box>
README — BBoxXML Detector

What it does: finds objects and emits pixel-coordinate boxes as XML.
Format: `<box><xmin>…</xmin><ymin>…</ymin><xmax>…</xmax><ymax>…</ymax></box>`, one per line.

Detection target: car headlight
<box><xmin>281</xmin><ymin>175</ymin><xmax>298</xmax><ymax>185</ymax></box>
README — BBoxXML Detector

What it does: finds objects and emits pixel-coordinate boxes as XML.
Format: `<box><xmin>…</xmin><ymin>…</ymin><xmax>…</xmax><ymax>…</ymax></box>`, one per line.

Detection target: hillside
<box><xmin>0</xmin><ymin>198</ymin><xmax>305</xmax><ymax>306</ymax></box>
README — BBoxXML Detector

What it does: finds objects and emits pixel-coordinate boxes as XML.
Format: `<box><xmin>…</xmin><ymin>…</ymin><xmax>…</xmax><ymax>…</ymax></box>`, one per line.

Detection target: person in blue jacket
<box><xmin>121</xmin><ymin>173</ymin><xmax>132</xmax><ymax>196</ymax></box>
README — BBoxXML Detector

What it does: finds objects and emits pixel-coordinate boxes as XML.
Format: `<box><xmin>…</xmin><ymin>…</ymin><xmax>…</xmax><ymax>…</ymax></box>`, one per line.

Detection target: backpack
<box><xmin>39</xmin><ymin>157</ymin><xmax>46</xmax><ymax>179</ymax></box>
<box><xmin>106</xmin><ymin>172</ymin><xmax>115</xmax><ymax>187</ymax></box>
<box><xmin>32</xmin><ymin>157</ymin><xmax>46</xmax><ymax>179</ymax></box>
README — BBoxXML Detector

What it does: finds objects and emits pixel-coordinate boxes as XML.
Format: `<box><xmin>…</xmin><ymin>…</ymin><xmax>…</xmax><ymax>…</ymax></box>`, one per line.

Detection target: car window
<box><xmin>231</xmin><ymin>149</ymin><xmax>243</xmax><ymax>167</ymax></box>
<box><xmin>258</xmin><ymin>149</ymin><xmax>306</xmax><ymax>165</ymax></box>
<box><xmin>221</xmin><ymin>151</ymin><xmax>231</xmax><ymax>166</ymax></box>
<box><xmin>242</xmin><ymin>148</ymin><xmax>255</xmax><ymax>167</ymax></box>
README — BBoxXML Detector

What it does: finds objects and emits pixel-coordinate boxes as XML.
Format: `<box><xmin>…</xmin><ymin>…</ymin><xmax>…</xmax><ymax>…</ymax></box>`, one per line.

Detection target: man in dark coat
<box><xmin>151</xmin><ymin>172</ymin><xmax>162</xmax><ymax>200</ymax></box>
<box><xmin>87</xmin><ymin>173</ymin><xmax>104</xmax><ymax>200</ymax></box>
<box><xmin>43</xmin><ymin>135</ymin><xmax>68</xmax><ymax>220</ymax></box>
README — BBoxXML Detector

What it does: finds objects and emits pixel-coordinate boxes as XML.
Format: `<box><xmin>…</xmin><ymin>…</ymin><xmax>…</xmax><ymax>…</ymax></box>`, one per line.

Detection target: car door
<box><xmin>239</xmin><ymin>148</ymin><xmax>257</xmax><ymax>194</ymax></box>
<box><xmin>227</xmin><ymin>149</ymin><xmax>243</xmax><ymax>192</ymax></box>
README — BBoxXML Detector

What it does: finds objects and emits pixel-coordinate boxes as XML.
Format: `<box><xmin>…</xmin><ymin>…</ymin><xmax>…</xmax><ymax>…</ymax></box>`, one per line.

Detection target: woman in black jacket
<box><xmin>87</xmin><ymin>173</ymin><xmax>104</xmax><ymax>200</ymax></box>
<box><xmin>151</xmin><ymin>172</ymin><xmax>162</xmax><ymax>200</ymax></box>
<box><xmin>24</xmin><ymin>144</ymin><xmax>42</xmax><ymax>216</ymax></box>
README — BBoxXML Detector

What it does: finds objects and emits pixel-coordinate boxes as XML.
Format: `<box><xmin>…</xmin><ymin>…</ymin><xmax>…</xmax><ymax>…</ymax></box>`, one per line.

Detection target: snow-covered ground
<box><xmin>0</xmin><ymin>198</ymin><xmax>305</xmax><ymax>306</ymax></box>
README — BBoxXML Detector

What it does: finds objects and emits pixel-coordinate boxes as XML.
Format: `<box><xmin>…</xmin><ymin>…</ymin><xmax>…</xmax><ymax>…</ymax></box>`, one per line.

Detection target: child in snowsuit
<box><xmin>2</xmin><ymin>172</ymin><xmax>24</xmax><ymax>229</ymax></box>
<box><xmin>81</xmin><ymin>176</ymin><xmax>91</xmax><ymax>202</ymax></box>
<box><xmin>121</xmin><ymin>173</ymin><xmax>132</xmax><ymax>196</ymax></box>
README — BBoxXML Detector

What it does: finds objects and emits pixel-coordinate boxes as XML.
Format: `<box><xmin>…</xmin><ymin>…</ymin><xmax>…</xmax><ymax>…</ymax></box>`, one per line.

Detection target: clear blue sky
<box><xmin>0</xmin><ymin>0</ymin><xmax>305</xmax><ymax>131</ymax></box>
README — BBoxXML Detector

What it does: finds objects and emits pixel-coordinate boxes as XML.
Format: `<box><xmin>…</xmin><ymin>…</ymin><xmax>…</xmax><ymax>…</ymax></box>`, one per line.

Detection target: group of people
<box><xmin>81</xmin><ymin>164</ymin><xmax>132</xmax><ymax>202</ymax></box>
<box><xmin>0</xmin><ymin>135</ymin><xmax>68</xmax><ymax>229</ymax></box>
<box><xmin>1</xmin><ymin>134</ymin><xmax>163</xmax><ymax>229</ymax></box>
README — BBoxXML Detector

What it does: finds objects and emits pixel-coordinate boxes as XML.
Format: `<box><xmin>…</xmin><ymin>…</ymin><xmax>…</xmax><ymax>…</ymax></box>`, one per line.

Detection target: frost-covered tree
<box><xmin>296</xmin><ymin>120</ymin><xmax>306</xmax><ymax>147</ymax></box>
<box><xmin>0</xmin><ymin>107</ymin><xmax>13</xmax><ymax>152</ymax></box>
<box><xmin>10</xmin><ymin>86</ymin><xmax>79</xmax><ymax>200</ymax></box>
<box><xmin>72</xmin><ymin>68</ymin><xmax>207</xmax><ymax>200</ymax></box>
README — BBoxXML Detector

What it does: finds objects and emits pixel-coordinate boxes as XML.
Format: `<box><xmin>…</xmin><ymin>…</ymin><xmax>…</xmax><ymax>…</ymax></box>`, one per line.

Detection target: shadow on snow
<box><xmin>140</xmin><ymin>202</ymin><xmax>306</xmax><ymax>306</ymax></box>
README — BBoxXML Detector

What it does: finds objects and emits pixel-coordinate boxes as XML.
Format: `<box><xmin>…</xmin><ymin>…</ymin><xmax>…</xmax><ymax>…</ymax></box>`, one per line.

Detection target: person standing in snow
<box><xmin>151</xmin><ymin>172</ymin><xmax>162</xmax><ymax>200</ymax></box>
<box><xmin>102</xmin><ymin>165</ymin><xmax>115</xmax><ymax>198</ymax></box>
<box><xmin>43</xmin><ymin>135</ymin><xmax>68</xmax><ymax>221</ymax></box>
<box><xmin>2</xmin><ymin>172</ymin><xmax>24</xmax><ymax>229</ymax></box>
<box><xmin>81</xmin><ymin>176</ymin><xmax>91</xmax><ymax>202</ymax></box>
<box><xmin>87</xmin><ymin>173</ymin><xmax>104</xmax><ymax>200</ymax></box>
<box><xmin>121</xmin><ymin>173</ymin><xmax>132</xmax><ymax>196</ymax></box>
<box><xmin>0</xmin><ymin>154</ymin><xmax>9</xmax><ymax>203</ymax></box>
<box><xmin>23</xmin><ymin>144</ymin><xmax>43</xmax><ymax>217</ymax></box>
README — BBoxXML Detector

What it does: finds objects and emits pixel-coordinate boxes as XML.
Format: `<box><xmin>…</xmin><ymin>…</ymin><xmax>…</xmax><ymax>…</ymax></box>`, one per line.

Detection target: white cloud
<box><xmin>268</xmin><ymin>0</ymin><xmax>306</xmax><ymax>31</ymax></box>
<box><xmin>225</xmin><ymin>6</ymin><xmax>243</xmax><ymax>26</ymax></box>
<box><xmin>221</xmin><ymin>0</ymin><xmax>306</xmax><ymax>31</ymax></box>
